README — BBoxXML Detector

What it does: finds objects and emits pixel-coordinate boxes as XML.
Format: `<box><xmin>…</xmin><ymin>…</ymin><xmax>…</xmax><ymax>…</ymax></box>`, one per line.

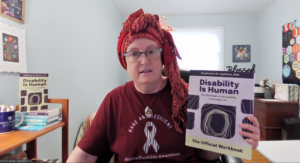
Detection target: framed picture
<box><xmin>0</xmin><ymin>21</ymin><xmax>27</xmax><ymax>73</ymax></box>
<box><xmin>232</xmin><ymin>45</ymin><xmax>251</xmax><ymax>62</ymax></box>
<box><xmin>0</xmin><ymin>0</ymin><xmax>25</xmax><ymax>24</ymax></box>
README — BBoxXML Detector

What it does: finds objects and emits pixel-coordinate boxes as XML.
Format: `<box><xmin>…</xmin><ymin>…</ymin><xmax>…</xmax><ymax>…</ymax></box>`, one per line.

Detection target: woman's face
<box><xmin>126</xmin><ymin>38</ymin><xmax>162</xmax><ymax>85</ymax></box>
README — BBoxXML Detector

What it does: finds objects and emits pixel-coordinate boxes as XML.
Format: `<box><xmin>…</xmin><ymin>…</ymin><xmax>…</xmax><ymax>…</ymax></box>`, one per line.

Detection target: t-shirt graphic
<box><xmin>143</xmin><ymin>121</ymin><xmax>160</xmax><ymax>154</ymax></box>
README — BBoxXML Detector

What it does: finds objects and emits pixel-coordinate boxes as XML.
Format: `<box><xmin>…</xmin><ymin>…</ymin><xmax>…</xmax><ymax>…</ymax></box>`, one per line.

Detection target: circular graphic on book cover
<box><xmin>201</xmin><ymin>104</ymin><xmax>236</xmax><ymax>139</ymax></box>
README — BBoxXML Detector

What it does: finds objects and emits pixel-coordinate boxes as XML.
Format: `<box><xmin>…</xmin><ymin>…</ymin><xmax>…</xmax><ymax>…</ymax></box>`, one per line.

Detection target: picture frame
<box><xmin>0</xmin><ymin>21</ymin><xmax>27</xmax><ymax>73</ymax></box>
<box><xmin>0</xmin><ymin>0</ymin><xmax>25</xmax><ymax>24</ymax></box>
<box><xmin>232</xmin><ymin>45</ymin><xmax>251</xmax><ymax>62</ymax></box>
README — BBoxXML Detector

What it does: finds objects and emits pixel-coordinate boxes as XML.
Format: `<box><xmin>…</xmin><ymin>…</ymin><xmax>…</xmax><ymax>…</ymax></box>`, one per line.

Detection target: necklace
<box><xmin>138</xmin><ymin>80</ymin><xmax>165</xmax><ymax>119</ymax></box>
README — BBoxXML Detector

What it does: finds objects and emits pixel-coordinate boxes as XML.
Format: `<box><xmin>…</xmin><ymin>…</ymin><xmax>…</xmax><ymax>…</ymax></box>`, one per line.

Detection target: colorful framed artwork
<box><xmin>282</xmin><ymin>19</ymin><xmax>300</xmax><ymax>85</ymax></box>
<box><xmin>0</xmin><ymin>21</ymin><xmax>27</xmax><ymax>73</ymax></box>
<box><xmin>232</xmin><ymin>45</ymin><xmax>251</xmax><ymax>62</ymax></box>
<box><xmin>0</xmin><ymin>0</ymin><xmax>25</xmax><ymax>24</ymax></box>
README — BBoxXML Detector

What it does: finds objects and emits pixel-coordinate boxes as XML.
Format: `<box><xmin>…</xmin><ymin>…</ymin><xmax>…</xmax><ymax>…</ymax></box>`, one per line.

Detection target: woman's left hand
<box><xmin>240</xmin><ymin>115</ymin><xmax>260</xmax><ymax>149</ymax></box>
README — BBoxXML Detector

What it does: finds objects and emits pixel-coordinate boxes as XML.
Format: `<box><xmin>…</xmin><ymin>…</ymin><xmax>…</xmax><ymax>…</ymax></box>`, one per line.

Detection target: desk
<box><xmin>256</xmin><ymin>140</ymin><xmax>300</xmax><ymax>163</ymax></box>
<box><xmin>0</xmin><ymin>99</ymin><xmax>69</xmax><ymax>163</ymax></box>
<box><xmin>254</xmin><ymin>98</ymin><xmax>298</xmax><ymax>140</ymax></box>
<box><xmin>241</xmin><ymin>149</ymin><xmax>270</xmax><ymax>163</ymax></box>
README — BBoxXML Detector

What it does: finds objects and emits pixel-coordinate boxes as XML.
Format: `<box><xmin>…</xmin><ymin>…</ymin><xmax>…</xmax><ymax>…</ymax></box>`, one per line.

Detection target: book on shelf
<box><xmin>19</xmin><ymin>73</ymin><xmax>49</xmax><ymax>112</ymax></box>
<box><xmin>20</xmin><ymin>119</ymin><xmax>61</xmax><ymax>126</ymax></box>
<box><xmin>21</xmin><ymin>114</ymin><xmax>61</xmax><ymax>123</ymax></box>
<box><xmin>21</xmin><ymin>108</ymin><xmax>62</xmax><ymax>117</ymax></box>
<box><xmin>21</xmin><ymin>113</ymin><xmax>62</xmax><ymax>120</ymax></box>
<box><xmin>185</xmin><ymin>70</ymin><xmax>254</xmax><ymax>160</ymax></box>
<box><xmin>16</xmin><ymin>119</ymin><xmax>61</xmax><ymax>131</ymax></box>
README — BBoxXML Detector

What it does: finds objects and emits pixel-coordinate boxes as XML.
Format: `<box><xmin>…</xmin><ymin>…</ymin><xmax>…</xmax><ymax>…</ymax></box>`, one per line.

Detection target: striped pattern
<box><xmin>289</xmin><ymin>85</ymin><xmax>294</xmax><ymax>102</ymax></box>
<box><xmin>242</xmin><ymin>117</ymin><xmax>253</xmax><ymax>140</ymax></box>
<box><xmin>188</xmin><ymin>94</ymin><xmax>199</xmax><ymax>110</ymax></box>
<box><xmin>241</xmin><ymin>99</ymin><xmax>253</xmax><ymax>114</ymax></box>
<box><xmin>74</xmin><ymin>110</ymin><xmax>98</xmax><ymax>147</ymax></box>
<box><xmin>294</xmin><ymin>85</ymin><xmax>299</xmax><ymax>102</ymax></box>
<box><xmin>143</xmin><ymin>122</ymin><xmax>160</xmax><ymax>154</ymax></box>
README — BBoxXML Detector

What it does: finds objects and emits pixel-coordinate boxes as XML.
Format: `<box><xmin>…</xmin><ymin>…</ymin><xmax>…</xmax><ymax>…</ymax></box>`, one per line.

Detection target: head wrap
<box><xmin>117</xmin><ymin>9</ymin><xmax>188</xmax><ymax>133</ymax></box>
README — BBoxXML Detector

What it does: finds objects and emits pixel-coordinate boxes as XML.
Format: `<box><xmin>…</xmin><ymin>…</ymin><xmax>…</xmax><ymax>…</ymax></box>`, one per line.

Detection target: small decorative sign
<box><xmin>233</xmin><ymin>45</ymin><xmax>251</xmax><ymax>62</ymax></box>
<box><xmin>226</xmin><ymin>64</ymin><xmax>256</xmax><ymax>73</ymax></box>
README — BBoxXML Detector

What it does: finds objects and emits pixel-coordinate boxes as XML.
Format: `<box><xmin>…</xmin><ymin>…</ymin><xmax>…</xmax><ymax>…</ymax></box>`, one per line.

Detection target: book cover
<box><xmin>274</xmin><ymin>84</ymin><xmax>289</xmax><ymax>101</ymax></box>
<box><xmin>21</xmin><ymin>108</ymin><xmax>61</xmax><ymax>117</ymax></box>
<box><xmin>185</xmin><ymin>70</ymin><xmax>254</xmax><ymax>160</ymax></box>
<box><xmin>19</xmin><ymin>73</ymin><xmax>49</xmax><ymax>112</ymax></box>
<box><xmin>294</xmin><ymin>85</ymin><xmax>299</xmax><ymax>102</ymax></box>
<box><xmin>21</xmin><ymin>115</ymin><xmax>61</xmax><ymax>123</ymax></box>
<box><xmin>16</xmin><ymin>120</ymin><xmax>61</xmax><ymax>131</ymax></box>
<box><xmin>289</xmin><ymin>84</ymin><xmax>299</xmax><ymax>102</ymax></box>
<box><xmin>275</xmin><ymin>84</ymin><xmax>299</xmax><ymax>102</ymax></box>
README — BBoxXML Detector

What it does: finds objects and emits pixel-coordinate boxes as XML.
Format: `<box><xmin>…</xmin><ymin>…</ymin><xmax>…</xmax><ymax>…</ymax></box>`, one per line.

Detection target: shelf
<box><xmin>0</xmin><ymin>99</ymin><xmax>69</xmax><ymax>162</ymax></box>
<box><xmin>0</xmin><ymin>122</ymin><xmax>65</xmax><ymax>155</ymax></box>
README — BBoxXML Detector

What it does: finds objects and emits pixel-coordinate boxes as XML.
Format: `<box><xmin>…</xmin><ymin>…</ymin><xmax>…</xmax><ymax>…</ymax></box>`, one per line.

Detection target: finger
<box><xmin>240</xmin><ymin>123</ymin><xmax>260</xmax><ymax>135</ymax></box>
<box><xmin>245</xmin><ymin>139</ymin><xmax>259</xmax><ymax>149</ymax></box>
<box><xmin>247</xmin><ymin>116</ymin><xmax>260</xmax><ymax>128</ymax></box>
<box><xmin>240</xmin><ymin>131</ymin><xmax>260</xmax><ymax>142</ymax></box>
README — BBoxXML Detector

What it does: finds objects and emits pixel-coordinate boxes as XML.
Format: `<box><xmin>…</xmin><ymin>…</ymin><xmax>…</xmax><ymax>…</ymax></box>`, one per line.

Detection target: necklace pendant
<box><xmin>145</xmin><ymin>106</ymin><xmax>153</xmax><ymax>119</ymax></box>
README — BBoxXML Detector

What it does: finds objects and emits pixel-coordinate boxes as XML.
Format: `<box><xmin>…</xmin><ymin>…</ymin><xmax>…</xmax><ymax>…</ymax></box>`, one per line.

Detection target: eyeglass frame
<box><xmin>123</xmin><ymin>47</ymin><xmax>163</xmax><ymax>63</ymax></box>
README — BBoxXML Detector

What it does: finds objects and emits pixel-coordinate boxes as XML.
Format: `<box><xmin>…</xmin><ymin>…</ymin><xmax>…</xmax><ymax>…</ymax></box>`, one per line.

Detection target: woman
<box><xmin>67</xmin><ymin>9</ymin><xmax>260</xmax><ymax>162</ymax></box>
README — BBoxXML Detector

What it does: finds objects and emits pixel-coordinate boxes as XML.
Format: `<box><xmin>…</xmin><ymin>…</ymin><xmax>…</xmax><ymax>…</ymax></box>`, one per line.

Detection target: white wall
<box><xmin>163</xmin><ymin>15</ymin><xmax>259</xmax><ymax>82</ymax></box>
<box><xmin>257</xmin><ymin>0</ymin><xmax>300</xmax><ymax>83</ymax></box>
<box><xmin>0</xmin><ymin>0</ymin><xmax>124</xmax><ymax>160</ymax></box>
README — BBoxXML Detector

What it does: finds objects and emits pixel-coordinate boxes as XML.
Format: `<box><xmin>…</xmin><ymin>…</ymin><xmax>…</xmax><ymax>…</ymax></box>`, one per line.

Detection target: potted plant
<box><xmin>259</xmin><ymin>79</ymin><xmax>277</xmax><ymax>99</ymax></box>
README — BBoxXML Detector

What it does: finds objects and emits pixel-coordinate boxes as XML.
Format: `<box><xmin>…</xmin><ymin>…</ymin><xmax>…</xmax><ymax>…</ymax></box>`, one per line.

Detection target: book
<box><xmin>274</xmin><ymin>84</ymin><xmax>299</xmax><ymax>102</ymax></box>
<box><xmin>274</xmin><ymin>84</ymin><xmax>288</xmax><ymax>101</ymax></box>
<box><xmin>21</xmin><ymin>114</ymin><xmax>61</xmax><ymax>123</ymax></box>
<box><xmin>20</xmin><ymin>118</ymin><xmax>61</xmax><ymax>126</ymax></box>
<box><xmin>185</xmin><ymin>70</ymin><xmax>254</xmax><ymax>160</ymax></box>
<box><xmin>16</xmin><ymin>120</ymin><xmax>61</xmax><ymax>131</ymax></box>
<box><xmin>22</xmin><ymin>114</ymin><xmax>62</xmax><ymax>119</ymax></box>
<box><xmin>21</xmin><ymin>108</ymin><xmax>62</xmax><ymax>117</ymax></box>
<box><xmin>17</xmin><ymin>114</ymin><xmax>61</xmax><ymax>119</ymax></box>
<box><xmin>19</xmin><ymin>73</ymin><xmax>49</xmax><ymax>112</ymax></box>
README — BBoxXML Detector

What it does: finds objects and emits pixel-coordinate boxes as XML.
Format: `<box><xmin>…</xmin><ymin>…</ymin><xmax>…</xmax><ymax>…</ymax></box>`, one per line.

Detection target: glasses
<box><xmin>123</xmin><ymin>48</ymin><xmax>162</xmax><ymax>63</ymax></box>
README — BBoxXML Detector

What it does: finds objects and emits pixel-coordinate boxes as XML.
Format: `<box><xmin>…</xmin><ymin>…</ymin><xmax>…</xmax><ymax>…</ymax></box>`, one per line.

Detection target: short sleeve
<box><xmin>77</xmin><ymin>94</ymin><xmax>111</xmax><ymax>156</ymax></box>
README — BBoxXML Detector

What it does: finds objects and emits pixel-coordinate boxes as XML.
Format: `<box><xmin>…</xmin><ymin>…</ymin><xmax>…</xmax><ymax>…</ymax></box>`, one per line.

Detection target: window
<box><xmin>171</xmin><ymin>27</ymin><xmax>224</xmax><ymax>71</ymax></box>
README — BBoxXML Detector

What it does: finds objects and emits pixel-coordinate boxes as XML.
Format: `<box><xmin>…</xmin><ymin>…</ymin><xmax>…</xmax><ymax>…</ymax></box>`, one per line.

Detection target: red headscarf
<box><xmin>117</xmin><ymin>9</ymin><xmax>188</xmax><ymax>133</ymax></box>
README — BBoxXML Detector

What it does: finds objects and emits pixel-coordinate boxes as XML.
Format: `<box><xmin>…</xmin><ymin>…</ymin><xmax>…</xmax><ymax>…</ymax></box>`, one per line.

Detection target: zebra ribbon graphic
<box><xmin>143</xmin><ymin>122</ymin><xmax>160</xmax><ymax>154</ymax></box>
